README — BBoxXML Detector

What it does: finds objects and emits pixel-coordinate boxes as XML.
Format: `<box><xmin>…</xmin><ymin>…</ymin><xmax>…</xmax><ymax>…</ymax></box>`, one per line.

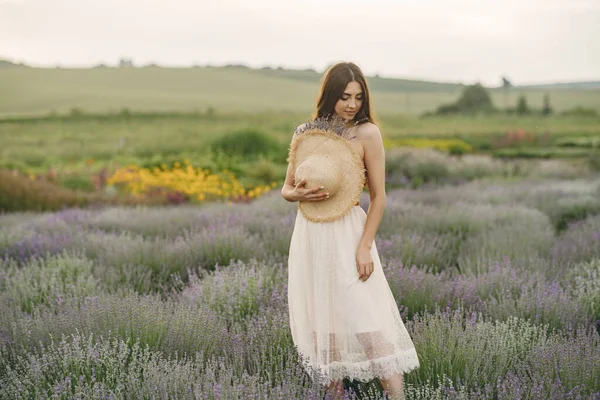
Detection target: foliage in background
<box><xmin>561</xmin><ymin>106</ymin><xmax>599</xmax><ymax>117</ymax></box>
<box><xmin>2</xmin><ymin>66</ymin><xmax>599</xmax><ymax>118</ymax></box>
<box><xmin>1</xmin><ymin>178</ymin><xmax>600</xmax><ymax>398</ymax></box>
<box><xmin>0</xmin><ymin>169</ymin><xmax>169</xmax><ymax>212</ymax></box>
<box><xmin>383</xmin><ymin>137</ymin><xmax>473</xmax><ymax>156</ymax></box>
<box><xmin>208</xmin><ymin>128</ymin><xmax>287</xmax><ymax>163</ymax></box>
<box><xmin>383</xmin><ymin>147</ymin><xmax>594</xmax><ymax>189</ymax></box>
<box><xmin>0</xmin><ymin>169</ymin><xmax>90</xmax><ymax>212</ymax></box>
<box><xmin>2</xmin><ymin>110</ymin><xmax>600</xmax><ymax>211</ymax></box>
<box><xmin>428</xmin><ymin>83</ymin><xmax>495</xmax><ymax>116</ymax></box>
<box><xmin>106</xmin><ymin>161</ymin><xmax>277</xmax><ymax>204</ymax></box>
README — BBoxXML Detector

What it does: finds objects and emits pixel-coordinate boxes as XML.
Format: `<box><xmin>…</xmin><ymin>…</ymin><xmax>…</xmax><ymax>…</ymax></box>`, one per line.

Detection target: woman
<box><xmin>281</xmin><ymin>62</ymin><xmax>420</xmax><ymax>399</ymax></box>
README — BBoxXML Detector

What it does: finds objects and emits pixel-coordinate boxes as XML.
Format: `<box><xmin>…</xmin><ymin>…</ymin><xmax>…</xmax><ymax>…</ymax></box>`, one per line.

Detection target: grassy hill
<box><xmin>518</xmin><ymin>81</ymin><xmax>600</xmax><ymax>90</ymax></box>
<box><xmin>1</xmin><ymin>65</ymin><xmax>600</xmax><ymax>117</ymax></box>
<box><xmin>0</xmin><ymin>59</ymin><xmax>29</xmax><ymax>69</ymax></box>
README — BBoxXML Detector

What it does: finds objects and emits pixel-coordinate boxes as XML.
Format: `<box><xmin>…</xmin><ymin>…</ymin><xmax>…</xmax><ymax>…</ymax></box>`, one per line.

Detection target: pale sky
<box><xmin>1</xmin><ymin>0</ymin><xmax>599</xmax><ymax>86</ymax></box>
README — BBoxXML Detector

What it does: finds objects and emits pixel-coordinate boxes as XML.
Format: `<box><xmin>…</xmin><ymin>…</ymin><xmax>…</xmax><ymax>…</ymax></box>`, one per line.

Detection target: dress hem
<box><xmin>302</xmin><ymin>347</ymin><xmax>420</xmax><ymax>384</ymax></box>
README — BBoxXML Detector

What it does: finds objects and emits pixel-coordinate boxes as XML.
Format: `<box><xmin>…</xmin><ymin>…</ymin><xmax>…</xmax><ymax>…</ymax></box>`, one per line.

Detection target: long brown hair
<box><xmin>313</xmin><ymin>62</ymin><xmax>374</xmax><ymax>125</ymax></box>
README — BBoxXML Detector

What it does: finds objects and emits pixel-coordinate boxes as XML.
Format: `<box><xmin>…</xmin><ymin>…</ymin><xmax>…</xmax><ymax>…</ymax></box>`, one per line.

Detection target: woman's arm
<box><xmin>281</xmin><ymin>126</ymin><xmax>328</xmax><ymax>202</ymax></box>
<box><xmin>281</xmin><ymin>129</ymin><xmax>300</xmax><ymax>202</ymax></box>
<box><xmin>359</xmin><ymin>123</ymin><xmax>387</xmax><ymax>249</ymax></box>
<box><xmin>281</xmin><ymin>154</ymin><xmax>299</xmax><ymax>202</ymax></box>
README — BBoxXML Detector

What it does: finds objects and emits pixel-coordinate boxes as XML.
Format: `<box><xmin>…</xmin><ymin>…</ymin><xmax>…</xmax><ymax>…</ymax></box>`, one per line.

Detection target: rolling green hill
<box><xmin>2</xmin><ymin>65</ymin><xmax>600</xmax><ymax>117</ymax></box>
<box><xmin>0</xmin><ymin>59</ymin><xmax>29</xmax><ymax>69</ymax></box>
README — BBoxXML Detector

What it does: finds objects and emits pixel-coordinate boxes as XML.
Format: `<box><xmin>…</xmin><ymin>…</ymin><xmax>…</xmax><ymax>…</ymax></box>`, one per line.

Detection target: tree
<box><xmin>119</xmin><ymin>57</ymin><xmax>134</xmax><ymax>68</ymax></box>
<box><xmin>501</xmin><ymin>76</ymin><xmax>512</xmax><ymax>110</ymax></box>
<box><xmin>455</xmin><ymin>83</ymin><xmax>494</xmax><ymax>113</ymax></box>
<box><xmin>431</xmin><ymin>83</ymin><xmax>495</xmax><ymax>116</ymax></box>
<box><xmin>543</xmin><ymin>93</ymin><xmax>553</xmax><ymax>115</ymax></box>
<box><xmin>516</xmin><ymin>94</ymin><xmax>529</xmax><ymax>115</ymax></box>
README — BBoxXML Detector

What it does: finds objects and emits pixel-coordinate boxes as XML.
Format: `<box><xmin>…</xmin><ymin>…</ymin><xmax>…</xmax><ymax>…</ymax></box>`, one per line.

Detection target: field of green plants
<box><xmin>1</xmin><ymin>108</ymin><xmax>599</xmax><ymax>212</ymax></box>
<box><xmin>2</xmin><ymin>66</ymin><xmax>600</xmax><ymax>398</ymax></box>
<box><xmin>2</xmin><ymin>67</ymin><xmax>599</xmax><ymax>202</ymax></box>
<box><xmin>1</xmin><ymin>173</ymin><xmax>600</xmax><ymax>398</ymax></box>
<box><xmin>3</xmin><ymin>66</ymin><xmax>600</xmax><ymax>117</ymax></box>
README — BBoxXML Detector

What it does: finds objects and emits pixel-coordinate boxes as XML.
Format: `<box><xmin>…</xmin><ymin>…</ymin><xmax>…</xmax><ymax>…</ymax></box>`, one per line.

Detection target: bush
<box><xmin>2</xmin><ymin>252</ymin><xmax>101</xmax><ymax>314</ymax></box>
<box><xmin>209</xmin><ymin>128</ymin><xmax>285</xmax><ymax>162</ymax></box>
<box><xmin>0</xmin><ymin>169</ymin><xmax>168</xmax><ymax>212</ymax></box>
<box><xmin>566</xmin><ymin>259</ymin><xmax>600</xmax><ymax>322</ymax></box>
<box><xmin>241</xmin><ymin>158</ymin><xmax>286</xmax><ymax>186</ymax></box>
<box><xmin>447</xmin><ymin>155</ymin><xmax>507</xmax><ymax>180</ymax></box>
<box><xmin>57</xmin><ymin>173</ymin><xmax>96</xmax><ymax>192</ymax></box>
<box><xmin>385</xmin><ymin>148</ymin><xmax>451</xmax><ymax>188</ymax></box>
<box><xmin>456</xmin><ymin>83</ymin><xmax>494</xmax><ymax>112</ymax></box>
<box><xmin>433</xmin><ymin>103</ymin><xmax>461</xmax><ymax>116</ymax></box>
<box><xmin>491</xmin><ymin>147</ymin><xmax>593</xmax><ymax>159</ymax></box>
<box><xmin>429</xmin><ymin>83</ymin><xmax>495</xmax><ymax>116</ymax></box>
<box><xmin>560</xmin><ymin>106</ymin><xmax>599</xmax><ymax>117</ymax></box>
<box><xmin>383</xmin><ymin>138</ymin><xmax>473</xmax><ymax>155</ymax></box>
<box><xmin>548</xmin><ymin>196</ymin><xmax>600</xmax><ymax>232</ymax></box>
<box><xmin>587</xmin><ymin>152</ymin><xmax>600</xmax><ymax>172</ymax></box>
<box><xmin>516</xmin><ymin>94</ymin><xmax>530</xmax><ymax>115</ymax></box>
<box><xmin>409</xmin><ymin>308</ymin><xmax>550</xmax><ymax>393</ymax></box>
<box><xmin>551</xmin><ymin>215</ymin><xmax>600</xmax><ymax>265</ymax></box>
<box><xmin>554</xmin><ymin>136</ymin><xmax>600</xmax><ymax>149</ymax></box>
<box><xmin>0</xmin><ymin>169</ymin><xmax>90</xmax><ymax>212</ymax></box>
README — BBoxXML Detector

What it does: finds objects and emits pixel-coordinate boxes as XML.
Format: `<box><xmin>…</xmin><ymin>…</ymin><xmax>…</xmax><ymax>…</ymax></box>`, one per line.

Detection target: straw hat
<box><xmin>288</xmin><ymin>117</ymin><xmax>367</xmax><ymax>223</ymax></box>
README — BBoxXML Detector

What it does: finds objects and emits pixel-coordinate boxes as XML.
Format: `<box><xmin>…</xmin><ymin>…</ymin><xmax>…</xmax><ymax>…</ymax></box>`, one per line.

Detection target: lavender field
<box><xmin>1</xmin><ymin>176</ymin><xmax>600</xmax><ymax>399</ymax></box>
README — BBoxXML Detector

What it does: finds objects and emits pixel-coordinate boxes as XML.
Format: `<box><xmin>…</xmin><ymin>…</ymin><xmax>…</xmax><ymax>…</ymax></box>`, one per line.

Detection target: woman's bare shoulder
<box><xmin>355</xmin><ymin>122</ymin><xmax>381</xmax><ymax>140</ymax></box>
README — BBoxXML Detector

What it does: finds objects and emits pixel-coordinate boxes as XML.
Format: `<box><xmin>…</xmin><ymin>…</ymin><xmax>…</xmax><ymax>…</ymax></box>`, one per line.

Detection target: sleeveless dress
<box><xmin>287</xmin><ymin>184</ymin><xmax>421</xmax><ymax>384</ymax></box>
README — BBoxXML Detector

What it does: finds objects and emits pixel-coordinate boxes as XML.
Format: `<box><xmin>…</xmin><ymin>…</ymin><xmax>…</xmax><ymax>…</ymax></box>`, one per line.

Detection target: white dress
<box><xmin>287</xmin><ymin>202</ymin><xmax>420</xmax><ymax>384</ymax></box>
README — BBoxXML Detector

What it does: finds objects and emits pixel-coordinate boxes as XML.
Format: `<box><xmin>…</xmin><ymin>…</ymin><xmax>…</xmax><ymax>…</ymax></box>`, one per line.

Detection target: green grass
<box><xmin>0</xmin><ymin>111</ymin><xmax>297</xmax><ymax>171</ymax></box>
<box><xmin>2</xmin><ymin>66</ymin><xmax>600</xmax><ymax>117</ymax></box>
<box><xmin>379</xmin><ymin>114</ymin><xmax>600</xmax><ymax>137</ymax></box>
<box><xmin>1</xmin><ymin>110</ymin><xmax>600</xmax><ymax>171</ymax></box>
<box><xmin>491</xmin><ymin>147</ymin><xmax>599</xmax><ymax>159</ymax></box>
<box><xmin>3</xmin><ymin>65</ymin><xmax>600</xmax><ymax>177</ymax></box>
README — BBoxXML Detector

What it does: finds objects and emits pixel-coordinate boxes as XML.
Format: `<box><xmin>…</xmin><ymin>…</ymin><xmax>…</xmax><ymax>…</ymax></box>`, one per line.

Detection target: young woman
<box><xmin>281</xmin><ymin>62</ymin><xmax>420</xmax><ymax>400</ymax></box>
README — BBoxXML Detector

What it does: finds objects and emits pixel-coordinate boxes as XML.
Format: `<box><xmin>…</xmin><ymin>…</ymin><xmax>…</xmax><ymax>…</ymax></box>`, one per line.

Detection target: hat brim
<box><xmin>288</xmin><ymin>128</ymin><xmax>366</xmax><ymax>223</ymax></box>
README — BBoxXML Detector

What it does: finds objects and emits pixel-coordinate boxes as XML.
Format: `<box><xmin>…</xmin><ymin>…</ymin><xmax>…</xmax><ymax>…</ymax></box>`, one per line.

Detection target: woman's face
<box><xmin>334</xmin><ymin>81</ymin><xmax>363</xmax><ymax>121</ymax></box>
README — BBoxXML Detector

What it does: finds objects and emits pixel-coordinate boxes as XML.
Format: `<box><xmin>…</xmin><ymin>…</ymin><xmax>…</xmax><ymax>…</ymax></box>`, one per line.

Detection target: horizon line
<box><xmin>1</xmin><ymin>57</ymin><xmax>599</xmax><ymax>89</ymax></box>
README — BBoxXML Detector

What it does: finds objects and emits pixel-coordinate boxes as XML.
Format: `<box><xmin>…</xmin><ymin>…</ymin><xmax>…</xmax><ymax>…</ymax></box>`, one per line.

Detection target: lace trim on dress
<box><xmin>303</xmin><ymin>347</ymin><xmax>420</xmax><ymax>384</ymax></box>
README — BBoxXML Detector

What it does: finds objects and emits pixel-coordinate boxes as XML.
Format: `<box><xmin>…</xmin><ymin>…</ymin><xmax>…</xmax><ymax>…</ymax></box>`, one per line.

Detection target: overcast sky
<box><xmin>1</xmin><ymin>0</ymin><xmax>598</xmax><ymax>86</ymax></box>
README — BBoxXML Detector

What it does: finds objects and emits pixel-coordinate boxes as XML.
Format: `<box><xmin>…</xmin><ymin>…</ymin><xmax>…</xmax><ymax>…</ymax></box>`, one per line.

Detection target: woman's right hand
<box><xmin>290</xmin><ymin>178</ymin><xmax>329</xmax><ymax>202</ymax></box>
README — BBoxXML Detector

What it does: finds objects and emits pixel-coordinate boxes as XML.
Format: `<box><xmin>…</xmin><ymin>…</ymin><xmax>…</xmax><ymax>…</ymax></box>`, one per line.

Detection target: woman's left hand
<box><xmin>356</xmin><ymin>245</ymin><xmax>374</xmax><ymax>282</ymax></box>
